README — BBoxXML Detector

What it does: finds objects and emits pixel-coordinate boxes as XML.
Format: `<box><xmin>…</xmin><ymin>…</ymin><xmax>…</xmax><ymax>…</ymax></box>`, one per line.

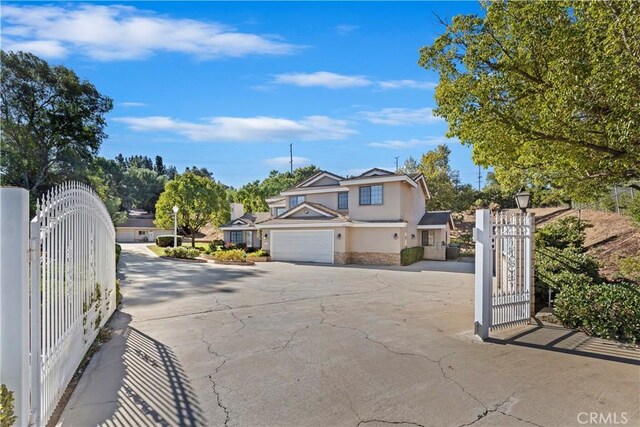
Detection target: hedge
<box><xmin>213</xmin><ymin>249</ymin><xmax>247</xmax><ymax>262</ymax></box>
<box><xmin>554</xmin><ymin>280</ymin><xmax>640</xmax><ymax>343</ymax></box>
<box><xmin>115</xmin><ymin>243</ymin><xmax>121</xmax><ymax>266</ymax></box>
<box><xmin>401</xmin><ymin>246</ymin><xmax>424</xmax><ymax>266</ymax></box>
<box><xmin>164</xmin><ymin>247</ymin><xmax>199</xmax><ymax>259</ymax></box>
<box><xmin>156</xmin><ymin>235</ymin><xmax>182</xmax><ymax>247</ymax></box>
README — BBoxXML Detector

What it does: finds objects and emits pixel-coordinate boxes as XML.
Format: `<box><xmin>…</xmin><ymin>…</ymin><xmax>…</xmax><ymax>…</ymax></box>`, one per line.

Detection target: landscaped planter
<box><xmin>163</xmin><ymin>256</ymin><xmax>208</xmax><ymax>263</ymax></box>
<box><xmin>213</xmin><ymin>260</ymin><xmax>255</xmax><ymax>266</ymax></box>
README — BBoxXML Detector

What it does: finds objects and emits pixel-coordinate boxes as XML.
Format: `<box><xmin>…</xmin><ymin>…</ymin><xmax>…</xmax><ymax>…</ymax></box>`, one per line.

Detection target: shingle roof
<box><xmin>220</xmin><ymin>212</ymin><xmax>271</xmax><ymax>228</ymax></box>
<box><xmin>418</xmin><ymin>211</ymin><xmax>454</xmax><ymax>228</ymax></box>
<box><xmin>118</xmin><ymin>217</ymin><xmax>157</xmax><ymax>228</ymax></box>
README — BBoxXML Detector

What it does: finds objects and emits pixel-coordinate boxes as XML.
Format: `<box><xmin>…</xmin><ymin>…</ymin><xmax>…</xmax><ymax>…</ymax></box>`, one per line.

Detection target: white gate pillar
<box><xmin>0</xmin><ymin>188</ymin><xmax>30</xmax><ymax>425</ymax></box>
<box><xmin>474</xmin><ymin>209</ymin><xmax>492</xmax><ymax>340</ymax></box>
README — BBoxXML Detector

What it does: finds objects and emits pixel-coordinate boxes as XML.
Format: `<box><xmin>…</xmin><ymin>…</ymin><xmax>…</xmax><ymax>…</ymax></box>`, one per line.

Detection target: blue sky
<box><xmin>2</xmin><ymin>1</ymin><xmax>485</xmax><ymax>188</ymax></box>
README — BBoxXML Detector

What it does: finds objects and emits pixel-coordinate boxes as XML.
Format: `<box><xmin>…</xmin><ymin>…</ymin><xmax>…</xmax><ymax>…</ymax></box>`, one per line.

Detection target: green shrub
<box><xmin>554</xmin><ymin>280</ymin><xmax>640</xmax><ymax>343</ymax></box>
<box><xmin>210</xmin><ymin>239</ymin><xmax>224</xmax><ymax>250</ymax></box>
<box><xmin>536</xmin><ymin>217</ymin><xmax>586</xmax><ymax>250</ymax></box>
<box><xmin>618</xmin><ymin>255</ymin><xmax>640</xmax><ymax>283</ymax></box>
<box><xmin>164</xmin><ymin>247</ymin><xmax>199</xmax><ymax>259</ymax></box>
<box><xmin>0</xmin><ymin>384</ymin><xmax>16</xmax><ymax>427</ymax></box>
<box><xmin>156</xmin><ymin>235</ymin><xmax>182</xmax><ymax>248</ymax></box>
<box><xmin>115</xmin><ymin>243</ymin><xmax>121</xmax><ymax>266</ymax></box>
<box><xmin>628</xmin><ymin>196</ymin><xmax>640</xmax><ymax>227</ymax></box>
<box><xmin>247</xmin><ymin>250</ymin><xmax>270</xmax><ymax>258</ymax></box>
<box><xmin>535</xmin><ymin>246</ymin><xmax>601</xmax><ymax>290</ymax></box>
<box><xmin>213</xmin><ymin>249</ymin><xmax>247</xmax><ymax>262</ymax></box>
<box><xmin>401</xmin><ymin>246</ymin><xmax>424</xmax><ymax>266</ymax></box>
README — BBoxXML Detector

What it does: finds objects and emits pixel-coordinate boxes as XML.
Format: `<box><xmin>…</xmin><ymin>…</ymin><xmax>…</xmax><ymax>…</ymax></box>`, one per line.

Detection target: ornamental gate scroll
<box><xmin>473</xmin><ymin>209</ymin><xmax>535</xmax><ymax>340</ymax></box>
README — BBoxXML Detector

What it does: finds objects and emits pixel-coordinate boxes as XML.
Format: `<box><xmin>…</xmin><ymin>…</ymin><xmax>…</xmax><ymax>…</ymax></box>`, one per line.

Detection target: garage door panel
<box><xmin>271</xmin><ymin>230</ymin><xmax>333</xmax><ymax>264</ymax></box>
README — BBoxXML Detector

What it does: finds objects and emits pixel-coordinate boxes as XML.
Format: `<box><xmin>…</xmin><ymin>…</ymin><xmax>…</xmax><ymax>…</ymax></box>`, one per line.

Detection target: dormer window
<box><xmin>289</xmin><ymin>195</ymin><xmax>305</xmax><ymax>209</ymax></box>
<box><xmin>359</xmin><ymin>185</ymin><xmax>383</xmax><ymax>205</ymax></box>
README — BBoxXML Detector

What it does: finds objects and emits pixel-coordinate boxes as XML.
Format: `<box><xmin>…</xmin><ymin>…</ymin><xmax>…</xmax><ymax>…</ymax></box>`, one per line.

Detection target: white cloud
<box><xmin>1</xmin><ymin>4</ymin><xmax>299</xmax><ymax>61</ymax></box>
<box><xmin>273</xmin><ymin>72</ymin><xmax>372</xmax><ymax>89</ymax></box>
<box><xmin>120</xmin><ymin>102</ymin><xmax>147</xmax><ymax>107</ymax></box>
<box><xmin>272</xmin><ymin>72</ymin><xmax>436</xmax><ymax>91</ymax></box>
<box><xmin>378</xmin><ymin>79</ymin><xmax>437</xmax><ymax>90</ymax></box>
<box><xmin>335</xmin><ymin>24</ymin><xmax>358</xmax><ymax>36</ymax></box>
<box><xmin>367</xmin><ymin>136</ymin><xmax>457</xmax><ymax>149</ymax></box>
<box><xmin>358</xmin><ymin>107</ymin><xmax>445</xmax><ymax>126</ymax></box>
<box><xmin>263</xmin><ymin>156</ymin><xmax>310</xmax><ymax>167</ymax></box>
<box><xmin>113</xmin><ymin>115</ymin><xmax>357</xmax><ymax>142</ymax></box>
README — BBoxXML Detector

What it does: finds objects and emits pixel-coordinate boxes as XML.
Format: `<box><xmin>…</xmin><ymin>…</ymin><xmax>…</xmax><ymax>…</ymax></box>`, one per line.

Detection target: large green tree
<box><xmin>155</xmin><ymin>172</ymin><xmax>229</xmax><ymax>247</ymax></box>
<box><xmin>419</xmin><ymin>144</ymin><xmax>476</xmax><ymax>212</ymax></box>
<box><xmin>419</xmin><ymin>1</ymin><xmax>640</xmax><ymax>201</ymax></box>
<box><xmin>231</xmin><ymin>165</ymin><xmax>321</xmax><ymax>212</ymax></box>
<box><xmin>0</xmin><ymin>51</ymin><xmax>113</xmax><ymax>200</ymax></box>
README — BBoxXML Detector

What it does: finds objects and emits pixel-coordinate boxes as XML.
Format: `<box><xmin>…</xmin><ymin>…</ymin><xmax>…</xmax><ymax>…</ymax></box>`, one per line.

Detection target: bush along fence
<box><xmin>534</xmin><ymin>217</ymin><xmax>640</xmax><ymax>343</ymax></box>
<box><xmin>0</xmin><ymin>184</ymin><xmax>116</xmax><ymax>426</ymax></box>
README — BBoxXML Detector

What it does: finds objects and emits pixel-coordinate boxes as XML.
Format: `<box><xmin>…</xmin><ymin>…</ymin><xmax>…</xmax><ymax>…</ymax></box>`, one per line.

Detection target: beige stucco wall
<box><xmin>347</xmin><ymin>181</ymin><xmax>403</xmax><ymax>221</ymax></box>
<box><xmin>422</xmin><ymin>228</ymin><xmax>447</xmax><ymax>260</ymax></box>
<box><xmin>310</xmin><ymin>176</ymin><xmax>340</xmax><ymax>186</ymax></box>
<box><xmin>348</xmin><ymin>227</ymin><xmax>403</xmax><ymax>253</ymax></box>
<box><xmin>304</xmin><ymin>192</ymin><xmax>342</xmax><ymax>211</ymax></box>
<box><xmin>115</xmin><ymin>227</ymin><xmax>173</xmax><ymax>243</ymax></box>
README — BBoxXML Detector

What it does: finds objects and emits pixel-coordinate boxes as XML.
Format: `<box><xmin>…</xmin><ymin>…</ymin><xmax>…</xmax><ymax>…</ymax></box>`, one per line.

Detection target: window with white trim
<box><xmin>422</xmin><ymin>230</ymin><xmax>436</xmax><ymax>247</ymax></box>
<box><xmin>359</xmin><ymin>185</ymin><xmax>383</xmax><ymax>205</ymax></box>
<box><xmin>338</xmin><ymin>192</ymin><xmax>348</xmax><ymax>210</ymax></box>
<box><xmin>289</xmin><ymin>195</ymin><xmax>305</xmax><ymax>209</ymax></box>
<box><xmin>230</xmin><ymin>230</ymin><xmax>244</xmax><ymax>244</ymax></box>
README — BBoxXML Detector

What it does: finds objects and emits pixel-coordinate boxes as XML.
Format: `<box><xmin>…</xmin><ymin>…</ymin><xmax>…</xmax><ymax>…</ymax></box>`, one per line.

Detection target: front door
<box><xmin>246</xmin><ymin>231</ymin><xmax>253</xmax><ymax>247</ymax></box>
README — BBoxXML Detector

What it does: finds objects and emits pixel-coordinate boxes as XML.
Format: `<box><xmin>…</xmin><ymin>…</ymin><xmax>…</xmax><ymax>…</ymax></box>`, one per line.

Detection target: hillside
<box><xmin>453</xmin><ymin>207</ymin><xmax>640</xmax><ymax>279</ymax></box>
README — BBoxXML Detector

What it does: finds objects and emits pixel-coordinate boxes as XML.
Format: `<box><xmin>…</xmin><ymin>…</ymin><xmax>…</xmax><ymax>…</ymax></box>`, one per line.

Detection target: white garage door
<box><xmin>271</xmin><ymin>230</ymin><xmax>334</xmax><ymax>264</ymax></box>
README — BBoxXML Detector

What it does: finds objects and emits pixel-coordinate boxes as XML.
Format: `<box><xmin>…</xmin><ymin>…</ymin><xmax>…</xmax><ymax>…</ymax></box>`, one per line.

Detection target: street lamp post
<box><xmin>514</xmin><ymin>187</ymin><xmax>531</xmax><ymax>214</ymax></box>
<box><xmin>172</xmin><ymin>205</ymin><xmax>179</xmax><ymax>247</ymax></box>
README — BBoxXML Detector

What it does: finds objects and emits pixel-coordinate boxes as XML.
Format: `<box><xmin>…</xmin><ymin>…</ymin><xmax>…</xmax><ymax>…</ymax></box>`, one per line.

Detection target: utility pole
<box><xmin>394</xmin><ymin>156</ymin><xmax>400</xmax><ymax>173</ymax></box>
<box><xmin>477</xmin><ymin>166</ymin><xmax>482</xmax><ymax>191</ymax></box>
<box><xmin>289</xmin><ymin>143</ymin><xmax>293</xmax><ymax>174</ymax></box>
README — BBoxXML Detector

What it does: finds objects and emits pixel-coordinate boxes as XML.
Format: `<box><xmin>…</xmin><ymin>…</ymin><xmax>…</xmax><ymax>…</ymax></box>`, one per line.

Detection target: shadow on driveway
<box><xmin>489</xmin><ymin>321</ymin><xmax>640</xmax><ymax>366</ymax></box>
<box><xmin>60</xmin><ymin>311</ymin><xmax>206</xmax><ymax>426</ymax></box>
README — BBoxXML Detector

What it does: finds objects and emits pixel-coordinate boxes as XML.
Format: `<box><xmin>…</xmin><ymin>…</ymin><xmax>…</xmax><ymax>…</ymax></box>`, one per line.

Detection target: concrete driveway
<box><xmin>59</xmin><ymin>244</ymin><xmax>639</xmax><ymax>427</ymax></box>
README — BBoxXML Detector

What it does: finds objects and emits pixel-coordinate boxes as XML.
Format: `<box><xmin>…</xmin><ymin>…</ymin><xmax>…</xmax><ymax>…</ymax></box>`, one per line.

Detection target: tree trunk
<box><xmin>192</xmin><ymin>230</ymin><xmax>196</xmax><ymax>248</ymax></box>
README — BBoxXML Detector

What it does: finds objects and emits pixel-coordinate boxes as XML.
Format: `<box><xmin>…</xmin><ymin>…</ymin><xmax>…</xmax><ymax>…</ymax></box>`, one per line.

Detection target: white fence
<box><xmin>474</xmin><ymin>209</ymin><xmax>534</xmax><ymax>340</ymax></box>
<box><xmin>0</xmin><ymin>183</ymin><xmax>116</xmax><ymax>426</ymax></box>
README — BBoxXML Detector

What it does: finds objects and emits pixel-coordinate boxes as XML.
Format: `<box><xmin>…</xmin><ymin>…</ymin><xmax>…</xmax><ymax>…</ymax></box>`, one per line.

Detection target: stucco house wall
<box><xmin>223</xmin><ymin>229</ymin><xmax>261</xmax><ymax>248</ymax></box>
<box><xmin>347</xmin><ymin>181</ymin><xmax>403</xmax><ymax>221</ymax></box>
<box><xmin>422</xmin><ymin>228</ymin><xmax>447</xmax><ymax>260</ymax></box>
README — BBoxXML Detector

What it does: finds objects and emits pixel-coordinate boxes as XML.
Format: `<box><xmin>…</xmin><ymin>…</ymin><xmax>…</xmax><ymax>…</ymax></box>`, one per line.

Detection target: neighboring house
<box><xmin>219</xmin><ymin>203</ymin><xmax>271</xmax><ymax>248</ymax></box>
<box><xmin>115</xmin><ymin>210</ymin><xmax>173</xmax><ymax>243</ymax></box>
<box><xmin>223</xmin><ymin>168</ymin><xmax>454</xmax><ymax>264</ymax></box>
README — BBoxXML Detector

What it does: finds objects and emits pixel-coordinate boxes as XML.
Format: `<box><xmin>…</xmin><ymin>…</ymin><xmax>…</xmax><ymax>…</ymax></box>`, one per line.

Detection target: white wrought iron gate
<box><xmin>474</xmin><ymin>209</ymin><xmax>534</xmax><ymax>340</ymax></box>
<box><xmin>0</xmin><ymin>183</ymin><xmax>116</xmax><ymax>426</ymax></box>
<box><xmin>31</xmin><ymin>182</ymin><xmax>116</xmax><ymax>425</ymax></box>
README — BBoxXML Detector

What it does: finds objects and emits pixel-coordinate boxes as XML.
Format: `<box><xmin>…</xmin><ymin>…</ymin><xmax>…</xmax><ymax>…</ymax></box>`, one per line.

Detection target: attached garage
<box><xmin>270</xmin><ymin>230</ymin><xmax>334</xmax><ymax>264</ymax></box>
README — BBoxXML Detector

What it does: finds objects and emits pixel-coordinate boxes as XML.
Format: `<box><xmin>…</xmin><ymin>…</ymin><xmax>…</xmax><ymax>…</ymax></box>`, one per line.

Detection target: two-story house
<box><xmin>220</xmin><ymin>168</ymin><xmax>454</xmax><ymax>264</ymax></box>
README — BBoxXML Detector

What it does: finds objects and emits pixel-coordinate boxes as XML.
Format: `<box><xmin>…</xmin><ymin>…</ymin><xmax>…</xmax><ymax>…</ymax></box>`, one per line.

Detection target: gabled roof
<box><xmin>411</xmin><ymin>173</ymin><xmax>431</xmax><ymax>199</ymax></box>
<box><xmin>118</xmin><ymin>218</ymin><xmax>157</xmax><ymax>228</ymax></box>
<box><xmin>294</xmin><ymin>170</ymin><xmax>344</xmax><ymax>188</ymax></box>
<box><xmin>220</xmin><ymin>212</ymin><xmax>271</xmax><ymax>228</ymax></box>
<box><xmin>357</xmin><ymin>168</ymin><xmax>395</xmax><ymax>177</ymax></box>
<box><xmin>278</xmin><ymin>201</ymin><xmax>345</xmax><ymax>219</ymax></box>
<box><xmin>418</xmin><ymin>211</ymin><xmax>455</xmax><ymax>229</ymax></box>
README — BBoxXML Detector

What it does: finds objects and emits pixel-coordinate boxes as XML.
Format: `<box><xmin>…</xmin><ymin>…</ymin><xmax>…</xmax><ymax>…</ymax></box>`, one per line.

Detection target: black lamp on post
<box><xmin>515</xmin><ymin>187</ymin><xmax>531</xmax><ymax>213</ymax></box>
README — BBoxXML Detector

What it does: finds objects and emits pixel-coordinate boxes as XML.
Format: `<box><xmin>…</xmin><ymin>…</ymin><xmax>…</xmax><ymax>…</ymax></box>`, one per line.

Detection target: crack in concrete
<box><xmin>230</xmin><ymin>311</ymin><xmax>246</xmax><ymax>336</ymax></box>
<box><xmin>136</xmin><ymin>273</ymin><xmax>391</xmax><ymax>323</ymax></box>
<box><xmin>356</xmin><ymin>420</ymin><xmax>426</xmax><ymax>427</ymax></box>
<box><xmin>207</xmin><ymin>367</ymin><xmax>230</xmax><ymax>427</ymax></box>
